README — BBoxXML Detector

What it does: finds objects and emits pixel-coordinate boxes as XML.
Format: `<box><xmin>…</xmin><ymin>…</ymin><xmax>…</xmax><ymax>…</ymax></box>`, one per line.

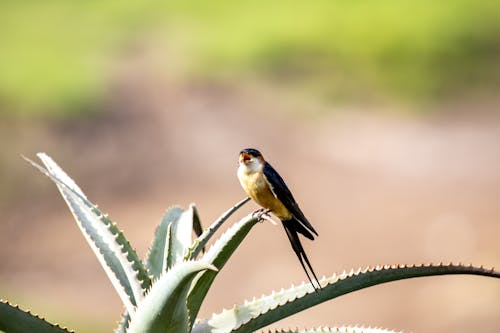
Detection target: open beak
<box><xmin>240</xmin><ymin>152</ymin><xmax>251</xmax><ymax>163</ymax></box>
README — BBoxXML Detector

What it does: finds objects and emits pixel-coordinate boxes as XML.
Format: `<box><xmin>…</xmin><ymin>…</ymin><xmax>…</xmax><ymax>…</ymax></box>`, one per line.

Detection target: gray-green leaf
<box><xmin>114</xmin><ymin>310</ymin><xmax>130</xmax><ymax>333</ymax></box>
<box><xmin>170</xmin><ymin>205</ymin><xmax>197</xmax><ymax>266</ymax></box>
<box><xmin>187</xmin><ymin>213</ymin><xmax>260</xmax><ymax>329</ymax></box>
<box><xmin>26</xmin><ymin>153</ymin><xmax>150</xmax><ymax>314</ymax></box>
<box><xmin>146</xmin><ymin>207</ymin><xmax>184</xmax><ymax>279</ymax></box>
<box><xmin>268</xmin><ymin>327</ymin><xmax>401</xmax><ymax>333</ymax></box>
<box><xmin>194</xmin><ymin>263</ymin><xmax>500</xmax><ymax>333</ymax></box>
<box><xmin>187</xmin><ymin>197</ymin><xmax>250</xmax><ymax>261</ymax></box>
<box><xmin>128</xmin><ymin>261</ymin><xmax>217</xmax><ymax>333</ymax></box>
<box><xmin>0</xmin><ymin>300</ymin><xmax>73</xmax><ymax>333</ymax></box>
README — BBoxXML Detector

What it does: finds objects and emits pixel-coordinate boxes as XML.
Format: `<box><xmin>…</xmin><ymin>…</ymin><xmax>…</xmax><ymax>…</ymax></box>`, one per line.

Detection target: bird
<box><xmin>237</xmin><ymin>148</ymin><xmax>321</xmax><ymax>290</ymax></box>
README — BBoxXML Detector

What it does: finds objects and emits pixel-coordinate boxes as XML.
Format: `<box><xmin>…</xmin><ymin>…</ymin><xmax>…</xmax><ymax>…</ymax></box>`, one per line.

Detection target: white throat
<box><xmin>238</xmin><ymin>159</ymin><xmax>263</xmax><ymax>176</ymax></box>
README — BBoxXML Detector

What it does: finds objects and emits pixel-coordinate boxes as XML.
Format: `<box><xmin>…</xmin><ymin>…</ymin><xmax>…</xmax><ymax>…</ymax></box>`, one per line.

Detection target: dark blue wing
<box><xmin>263</xmin><ymin>162</ymin><xmax>318</xmax><ymax>237</ymax></box>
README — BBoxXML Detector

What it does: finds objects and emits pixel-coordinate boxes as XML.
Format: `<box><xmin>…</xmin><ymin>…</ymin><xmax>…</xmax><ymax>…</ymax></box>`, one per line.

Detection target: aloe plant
<box><xmin>1</xmin><ymin>153</ymin><xmax>498</xmax><ymax>333</ymax></box>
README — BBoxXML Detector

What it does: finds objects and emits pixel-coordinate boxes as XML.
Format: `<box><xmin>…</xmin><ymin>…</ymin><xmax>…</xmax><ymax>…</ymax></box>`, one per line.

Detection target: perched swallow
<box><xmin>237</xmin><ymin>148</ymin><xmax>320</xmax><ymax>290</ymax></box>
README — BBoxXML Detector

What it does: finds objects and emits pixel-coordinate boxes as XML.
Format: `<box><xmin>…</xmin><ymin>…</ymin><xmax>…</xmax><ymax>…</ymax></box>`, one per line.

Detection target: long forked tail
<box><xmin>281</xmin><ymin>219</ymin><xmax>321</xmax><ymax>291</ymax></box>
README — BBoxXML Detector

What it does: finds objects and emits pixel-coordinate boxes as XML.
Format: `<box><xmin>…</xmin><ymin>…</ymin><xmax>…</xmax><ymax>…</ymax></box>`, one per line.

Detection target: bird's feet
<box><xmin>252</xmin><ymin>208</ymin><xmax>264</xmax><ymax>219</ymax></box>
<box><xmin>252</xmin><ymin>209</ymin><xmax>273</xmax><ymax>222</ymax></box>
<box><xmin>252</xmin><ymin>208</ymin><xmax>271</xmax><ymax>219</ymax></box>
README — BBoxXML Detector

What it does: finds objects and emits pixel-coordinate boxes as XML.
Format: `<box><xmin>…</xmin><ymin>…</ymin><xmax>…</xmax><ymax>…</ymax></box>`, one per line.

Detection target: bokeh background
<box><xmin>1</xmin><ymin>1</ymin><xmax>500</xmax><ymax>332</ymax></box>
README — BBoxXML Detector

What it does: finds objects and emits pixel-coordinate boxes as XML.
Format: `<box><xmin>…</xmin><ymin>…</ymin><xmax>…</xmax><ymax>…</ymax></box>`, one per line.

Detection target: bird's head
<box><xmin>239</xmin><ymin>148</ymin><xmax>265</xmax><ymax>172</ymax></box>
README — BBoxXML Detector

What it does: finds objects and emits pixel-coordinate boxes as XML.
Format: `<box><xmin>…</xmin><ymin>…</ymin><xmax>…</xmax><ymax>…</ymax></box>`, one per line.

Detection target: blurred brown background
<box><xmin>1</xmin><ymin>1</ymin><xmax>500</xmax><ymax>332</ymax></box>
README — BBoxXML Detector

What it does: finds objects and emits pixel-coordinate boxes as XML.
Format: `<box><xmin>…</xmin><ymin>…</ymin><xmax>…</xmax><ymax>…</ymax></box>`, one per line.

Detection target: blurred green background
<box><xmin>1</xmin><ymin>1</ymin><xmax>500</xmax><ymax>333</ymax></box>
<box><xmin>1</xmin><ymin>0</ymin><xmax>500</xmax><ymax>116</ymax></box>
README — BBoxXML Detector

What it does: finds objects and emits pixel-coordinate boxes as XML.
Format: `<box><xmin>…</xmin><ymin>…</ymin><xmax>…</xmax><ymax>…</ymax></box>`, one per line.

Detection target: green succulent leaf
<box><xmin>114</xmin><ymin>310</ymin><xmax>130</xmax><ymax>333</ymax></box>
<box><xmin>268</xmin><ymin>327</ymin><xmax>401</xmax><ymax>333</ymax></box>
<box><xmin>186</xmin><ymin>197</ymin><xmax>250</xmax><ymax>261</ymax></box>
<box><xmin>114</xmin><ymin>196</ymin><xmax>199</xmax><ymax>331</ymax></box>
<box><xmin>146</xmin><ymin>207</ymin><xmax>183</xmax><ymax>279</ymax></box>
<box><xmin>170</xmin><ymin>205</ymin><xmax>197</xmax><ymax>266</ymax></box>
<box><xmin>128</xmin><ymin>261</ymin><xmax>217</xmax><ymax>333</ymax></box>
<box><xmin>0</xmin><ymin>300</ymin><xmax>73</xmax><ymax>333</ymax></box>
<box><xmin>187</xmin><ymin>212</ymin><xmax>260</xmax><ymax>329</ymax></box>
<box><xmin>192</xmin><ymin>203</ymin><xmax>204</xmax><ymax>239</ymax></box>
<box><xmin>193</xmin><ymin>263</ymin><xmax>500</xmax><ymax>333</ymax></box>
<box><xmin>26</xmin><ymin>153</ymin><xmax>151</xmax><ymax>314</ymax></box>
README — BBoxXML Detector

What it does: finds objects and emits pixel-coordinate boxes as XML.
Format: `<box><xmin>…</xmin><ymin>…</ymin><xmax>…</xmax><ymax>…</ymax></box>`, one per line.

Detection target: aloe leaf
<box><xmin>114</xmin><ymin>310</ymin><xmax>130</xmax><ymax>333</ymax></box>
<box><xmin>187</xmin><ymin>213</ymin><xmax>260</xmax><ymax>328</ymax></box>
<box><xmin>269</xmin><ymin>327</ymin><xmax>401</xmax><ymax>333</ymax></box>
<box><xmin>186</xmin><ymin>197</ymin><xmax>250</xmax><ymax>261</ymax></box>
<box><xmin>26</xmin><ymin>153</ymin><xmax>151</xmax><ymax>314</ymax></box>
<box><xmin>119</xmin><ymin>205</ymin><xmax>205</xmax><ymax>331</ymax></box>
<box><xmin>170</xmin><ymin>205</ymin><xmax>197</xmax><ymax>267</ymax></box>
<box><xmin>192</xmin><ymin>204</ymin><xmax>203</xmax><ymax>239</ymax></box>
<box><xmin>146</xmin><ymin>207</ymin><xmax>183</xmax><ymax>279</ymax></box>
<box><xmin>128</xmin><ymin>261</ymin><xmax>217</xmax><ymax>333</ymax></box>
<box><xmin>194</xmin><ymin>263</ymin><xmax>500</xmax><ymax>333</ymax></box>
<box><xmin>120</xmin><ymin>212</ymin><xmax>180</xmax><ymax>332</ymax></box>
<box><xmin>0</xmin><ymin>300</ymin><xmax>73</xmax><ymax>333</ymax></box>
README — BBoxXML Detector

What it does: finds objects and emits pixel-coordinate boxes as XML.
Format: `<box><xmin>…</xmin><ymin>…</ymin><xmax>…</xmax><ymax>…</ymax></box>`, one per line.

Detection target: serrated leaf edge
<box><xmin>145</xmin><ymin>206</ymin><xmax>184</xmax><ymax>280</ymax></box>
<box><xmin>26</xmin><ymin>154</ymin><xmax>151</xmax><ymax>313</ymax></box>
<box><xmin>195</xmin><ymin>262</ymin><xmax>498</xmax><ymax>332</ymax></box>
<box><xmin>267</xmin><ymin>325</ymin><xmax>402</xmax><ymax>333</ymax></box>
<box><xmin>187</xmin><ymin>213</ymin><xmax>261</xmax><ymax>329</ymax></box>
<box><xmin>0</xmin><ymin>299</ymin><xmax>74</xmax><ymax>333</ymax></box>
<box><xmin>128</xmin><ymin>261</ymin><xmax>217</xmax><ymax>333</ymax></box>
<box><xmin>187</xmin><ymin>197</ymin><xmax>250</xmax><ymax>260</ymax></box>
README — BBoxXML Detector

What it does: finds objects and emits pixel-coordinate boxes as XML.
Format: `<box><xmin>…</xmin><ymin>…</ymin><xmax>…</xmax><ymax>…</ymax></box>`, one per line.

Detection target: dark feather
<box><xmin>240</xmin><ymin>148</ymin><xmax>262</xmax><ymax>157</ymax></box>
<box><xmin>282</xmin><ymin>220</ymin><xmax>321</xmax><ymax>290</ymax></box>
<box><xmin>263</xmin><ymin>162</ymin><xmax>318</xmax><ymax>237</ymax></box>
<box><xmin>293</xmin><ymin>221</ymin><xmax>314</xmax><ymax>240</ymax></box>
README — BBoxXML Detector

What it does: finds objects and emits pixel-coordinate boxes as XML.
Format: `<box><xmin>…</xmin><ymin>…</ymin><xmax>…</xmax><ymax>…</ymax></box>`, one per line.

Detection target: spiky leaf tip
<box><xmin>186</xmin><ymin>197</ymin><xmax>251</xmax><ymax>261</ymax></box>
<box><xmin>267</xmin><ymin>326</ymin><xmax>402</xmax><ymax>333</ymax></box>
<box><xmin>194</xmin><ymin>263</ymin><xmax>499</xmax><ymax>333</ymax></box>
<box><xmin>191</xmin><ymin>203</ymin><xmax>204</xmax><ymax>239</ymax></box>
<box><xmin>146</xmin><ymin>206</ymin><xmax>184</xmax><ymax>279</ymax></box>
<box><xmin>26</xmin><ymin>153</ymin><xmax>150</xmax><ymax>313</ymax></box>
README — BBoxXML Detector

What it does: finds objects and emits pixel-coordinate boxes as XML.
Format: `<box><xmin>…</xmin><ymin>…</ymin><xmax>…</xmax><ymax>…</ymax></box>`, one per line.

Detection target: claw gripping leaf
<box><xmin>22</xmin><ymin>153</ymin><xmax>500</xmax><ymax>333</ymax></box>
<box><xmin>26</xmin><ymin>153</ymin><xmax>151</xmax><ymax>314</ymax></box>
